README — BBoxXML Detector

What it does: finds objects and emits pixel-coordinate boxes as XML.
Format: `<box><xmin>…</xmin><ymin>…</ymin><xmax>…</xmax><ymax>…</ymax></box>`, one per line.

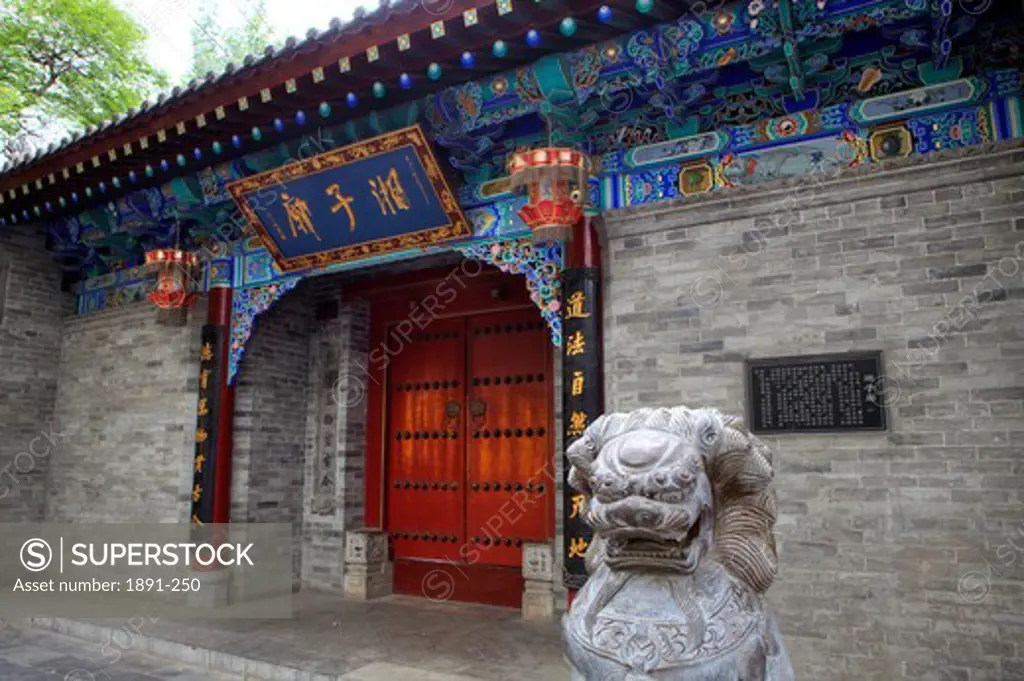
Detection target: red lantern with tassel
<box><xmin>144</xmin><ymin>247</ymin><xmax>199</xmax><ymax>310</ymax></box>
<box><xmin>508</xmin><ymin>147</ymin><xmax>591</xmax><ymax>243</ymax></box>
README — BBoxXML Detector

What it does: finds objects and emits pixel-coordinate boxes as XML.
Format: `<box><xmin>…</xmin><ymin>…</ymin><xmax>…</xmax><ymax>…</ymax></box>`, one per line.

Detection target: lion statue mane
<box><xmin>562</xmin><ymin>406</ymin><xmax>793</xmax><ymax>681</ymax></box>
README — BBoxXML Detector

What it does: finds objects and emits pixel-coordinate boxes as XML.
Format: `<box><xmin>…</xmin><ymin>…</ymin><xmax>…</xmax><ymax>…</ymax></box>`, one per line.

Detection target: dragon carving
<box><xmin>563</xmin><ymin>406</ymin><xmax>794</xmax><ymax>681</ymax></box>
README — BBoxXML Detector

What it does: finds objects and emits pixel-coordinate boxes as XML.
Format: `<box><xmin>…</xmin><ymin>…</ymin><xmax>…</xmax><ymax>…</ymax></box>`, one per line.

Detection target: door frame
<box><xmin>345</xmin><ymin>263</ymin><xmax>555</xmax><ymax>532</ymax></box>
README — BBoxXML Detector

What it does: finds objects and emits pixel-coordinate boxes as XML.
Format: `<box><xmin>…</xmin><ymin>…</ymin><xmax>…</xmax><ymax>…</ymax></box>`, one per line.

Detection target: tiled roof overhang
<box><xmin>0</xmin><ymin>0</ymin><xmax>669</xmax><ymax>223</ymax></box>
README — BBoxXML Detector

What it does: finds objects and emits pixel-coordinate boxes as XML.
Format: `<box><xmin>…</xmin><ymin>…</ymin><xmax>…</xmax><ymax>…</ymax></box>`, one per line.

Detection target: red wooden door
<box><xmin>386</xmin><ymin>317</ymin><xmax>466</xmax><ymax>564</ymax></box>
<box><xmin>384</xmin><ymin>306</ymin><xmax>552</xmax><ymax>608</ymax></box>
<box><xmin>465</xmin><ymin>309</ymin><xmax>553</xmax><ymax>566</ymax></box>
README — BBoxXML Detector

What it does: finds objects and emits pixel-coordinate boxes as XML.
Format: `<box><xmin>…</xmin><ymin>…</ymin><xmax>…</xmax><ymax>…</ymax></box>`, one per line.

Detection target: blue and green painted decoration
<box><xmin>17</xmin><ymin>0</ymin><xmax>1019</xmax><ymax>318</ymax></box>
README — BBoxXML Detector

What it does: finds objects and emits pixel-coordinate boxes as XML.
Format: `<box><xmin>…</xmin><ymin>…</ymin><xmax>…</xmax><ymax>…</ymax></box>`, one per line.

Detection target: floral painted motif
<box><xmin>908</xmin><ymin>108</ymin><xmax>991</xmax><ymax>153</ymax></box>
<box><xmin>454</xmin><ymin>239</ymin><xmax>564</xmax><ymax>347</ymax></box>
<box><xmin>228</xmin><ymin>278</ymin><xmax>301</xmax><ymax>384</ymax></box>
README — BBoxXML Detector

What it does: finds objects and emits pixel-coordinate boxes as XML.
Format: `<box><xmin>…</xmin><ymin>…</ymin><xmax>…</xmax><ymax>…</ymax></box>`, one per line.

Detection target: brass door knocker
<box><xmin>469</xmin><ymin>397</ymin><xmax>487</xmax><ymax>429</ymax></box>
<box><xmin>445</xmin><ymin>400</ymin><xmax>461</xmax><ymax>434</ymax></box>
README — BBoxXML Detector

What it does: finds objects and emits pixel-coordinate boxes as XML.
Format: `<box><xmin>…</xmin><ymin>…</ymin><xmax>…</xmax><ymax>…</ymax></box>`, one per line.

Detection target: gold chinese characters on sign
<box><xmin>281</xmin><ymin>194</ymin><xmax>322</xmax><ymax>241</ymax></box>
<box><xmin>226</xmin><ymin>125</ymin><xmax>470</xmax><ymax>273</ymax></box>
<box><xmin>369</xmin><ymin>168</ymin><xmax>410</xmax><ymax>216</ymax></box>
<box><xmin>326</xmin><ymin>184</ymin><xmax>356</xmax><ymax>231</ymax></box>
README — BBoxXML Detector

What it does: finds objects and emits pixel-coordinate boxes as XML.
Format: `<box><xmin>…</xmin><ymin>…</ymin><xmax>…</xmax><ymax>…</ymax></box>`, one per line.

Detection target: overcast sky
<box><xmin>117</xmin><ymin>0</ymin><xmax>367</xmax><ymax>83</ymax></box>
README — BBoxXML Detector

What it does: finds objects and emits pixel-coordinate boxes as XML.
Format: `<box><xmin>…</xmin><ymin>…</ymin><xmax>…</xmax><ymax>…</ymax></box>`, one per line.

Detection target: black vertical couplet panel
<box><xmin>561</xmin><ymin>267</ymin><xmax>600</xmax><ymax>591</ymax></box>
<box><xmin>190</xmin><ymin>325</ymin><xmax>222</xmax><ymax>534</ymax></box>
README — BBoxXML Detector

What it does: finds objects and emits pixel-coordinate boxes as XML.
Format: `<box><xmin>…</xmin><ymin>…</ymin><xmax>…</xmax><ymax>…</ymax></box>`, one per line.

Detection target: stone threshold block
<box><xmin>343</xmin><ymin>529</ymin><xmax>393</xmax><ymax>601</ymax></box>
<box><xmin>522</xmin><ymin>541</ymin><xmax>556</xmax><ymax>622</ymax></box>
<box><xmin>186</xmin><ymin>567</ymin><xmax>231</xmax><ymax>608</ymax></box>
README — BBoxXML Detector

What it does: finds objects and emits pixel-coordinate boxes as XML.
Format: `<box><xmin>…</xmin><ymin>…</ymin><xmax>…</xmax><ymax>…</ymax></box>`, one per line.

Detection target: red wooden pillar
<box><xmin>207</xmin><ymin>287</ymin><xmax>234</xmax><ymax>524</ymax></box>
<box><xmin>562</xmin><ymin>216</ymin><xmax>603</xmax><ymax>609</ymax></box>
<box><xmin>190</xmin><ymin>286</ymin><xmax>234</xmax><ymax>536</ymax></box>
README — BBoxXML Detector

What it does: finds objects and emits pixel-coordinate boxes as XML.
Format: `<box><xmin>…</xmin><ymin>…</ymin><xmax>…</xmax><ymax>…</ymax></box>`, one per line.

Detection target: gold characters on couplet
<box><xmin>568</xmin><ymin>537</ymin><xmax>589</xmax><ymax>559</ymax></box>
<box><xmin>566</xmin><ymin>330</ymin><xmax>586</xmax><ymax>357</ymax></box>
<box><xmin>564</xmin><ymin>290</ymin><xmax>590</xmax><ymax>319</ymax></box>
<box><xmin>570</xmin><ymin>493</ymin><xmax>586</xmax><ymax>520</ymax></box>
<box><xmin>571</xmin><ymin>369</ymin><xmax>585</xmax><ymax>397</ymax></box>
<box><xmin>568</xmin><ymin>411</ymin><xmax>588</xmax><ymax>438</ymax></box>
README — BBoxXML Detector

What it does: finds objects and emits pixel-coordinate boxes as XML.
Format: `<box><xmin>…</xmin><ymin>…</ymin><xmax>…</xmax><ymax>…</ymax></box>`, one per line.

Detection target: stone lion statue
<box><xmin>562</xmin><ymin>406</ymin><xmax>793</xmax><ymax>681</ymax></box>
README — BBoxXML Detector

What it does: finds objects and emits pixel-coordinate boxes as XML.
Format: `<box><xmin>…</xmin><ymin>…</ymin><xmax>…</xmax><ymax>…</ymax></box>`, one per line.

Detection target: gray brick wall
<box><xmin>232</xmin><ymin>285</ymin><xmax>312</xmax><ymax>583</ymax></box>
<box><xmin>46</xmin><ymin>299</ymin><xmax>205</xmax><ymax>523</ymax></box>
<box><xmin>300</xmin><ymin>279</ymin><xmax>370</xmax><ymax>591</ymax></box>
<box><xmin>602</xmin><ymin>141</ymin><xmax>1024</xmax><ymax>681</ymax></box>
<box><xmin>0</xmin><ymin>226</ymin><xmax>72</xmax><ymax>520</ymax></box>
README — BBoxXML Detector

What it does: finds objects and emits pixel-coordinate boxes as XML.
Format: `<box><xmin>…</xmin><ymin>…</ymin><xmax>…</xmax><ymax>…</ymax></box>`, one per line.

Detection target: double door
<box><xmin>385</xmin><ymin>308</ymin><xmax>553</xmax><ymax>606</ymax></box>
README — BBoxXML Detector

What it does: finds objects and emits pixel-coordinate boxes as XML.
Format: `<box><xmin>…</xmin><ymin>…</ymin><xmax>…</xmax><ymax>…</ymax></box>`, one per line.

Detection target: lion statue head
<box><xmin>563</xmin><ymin>406</ymin><xmax>792</xmax><ymax>681</ymax></box>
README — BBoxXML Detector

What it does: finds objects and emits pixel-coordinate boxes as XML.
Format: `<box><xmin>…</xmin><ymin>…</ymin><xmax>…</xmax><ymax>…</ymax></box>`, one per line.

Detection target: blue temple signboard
<box><xmin>227</xmin><ymin>125</ymin><xmax>470</xmax><ymax>272</ymax></box>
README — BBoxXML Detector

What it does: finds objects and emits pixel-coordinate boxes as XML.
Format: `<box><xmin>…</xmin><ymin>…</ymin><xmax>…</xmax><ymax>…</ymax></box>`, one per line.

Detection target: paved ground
<box><xmin>16</xmin><ymin>592</ymin><xmax>568</xmax><ymax>680</ymax></box>
<box><xmin>0</xmin><ymin>623</ymin><xmax>241</xmax><ymax>680</ymax></box>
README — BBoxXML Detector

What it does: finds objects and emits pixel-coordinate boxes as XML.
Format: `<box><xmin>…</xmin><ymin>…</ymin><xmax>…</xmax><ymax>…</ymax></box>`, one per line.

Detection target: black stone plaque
<box><xmin>746</xmin><ymin>352</ymin><xmax>887</xmax><ymax>434</ymax></box>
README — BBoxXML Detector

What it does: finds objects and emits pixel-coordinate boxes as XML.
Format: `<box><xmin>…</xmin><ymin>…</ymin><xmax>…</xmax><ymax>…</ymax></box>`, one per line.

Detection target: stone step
<box><xmin>24</xmin><ymin>616</ymin><xmax>337</xmax><ymax>681</ymax></box>
<box><xmin>22</xmin><ymin>616</ymin><xmax>567</xmax><ymax>681</ymax></box>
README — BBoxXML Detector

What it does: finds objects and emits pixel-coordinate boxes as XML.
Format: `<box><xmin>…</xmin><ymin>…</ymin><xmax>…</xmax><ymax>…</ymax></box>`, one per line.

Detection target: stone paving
<box><xmin>0</xmin><ymin>623</ymin><xmax>241</xmax><ymax>680</ymax></box>
<box><xmin>20</xmin><ymin>591</ymin><xmax>568</xmax><ymax>680</ymax></box>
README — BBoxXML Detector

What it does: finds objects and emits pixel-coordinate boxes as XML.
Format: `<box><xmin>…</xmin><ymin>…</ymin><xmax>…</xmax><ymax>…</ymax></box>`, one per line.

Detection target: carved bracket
<box><xmin>228</xmin><ymin>278</ymin><xmax>301</xmax><ymax>384</ymax></box>
<box><xmin>453</xmin><ymin>238</ymin><xmax>564</xmax><ymax>347</ymax></box>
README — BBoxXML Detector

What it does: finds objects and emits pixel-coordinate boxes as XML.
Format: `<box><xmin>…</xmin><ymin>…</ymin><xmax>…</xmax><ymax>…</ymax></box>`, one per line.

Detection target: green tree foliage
<box><xmin>186</xmin><ymin>0</ymin><xmax>275</xmax><ymax>84</ymax></box>
<box><xmin>0</xmin><ymin>0</ymin><xmax>167</xmax><ymax>159</ymax></box>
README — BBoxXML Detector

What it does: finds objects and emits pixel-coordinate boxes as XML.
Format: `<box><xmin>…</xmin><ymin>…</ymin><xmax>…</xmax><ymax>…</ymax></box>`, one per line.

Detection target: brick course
<box><xmin>232</xmin><ymin>285</ymin><xmax>312</xmax><ymax>584</ymax></box>
<box><xmin>300</xmin><ymin>278</ymin><xmax>370</xmax><ymax>591</ymax></box>
<box><xmin>602</xmin><ymin>141</ymin><xmax>1024</xmax><ymax>681</ymax></box>
<box><xmin>0</xmin><ymin>227</ymin><xmax>72</xmax><ymax>520</ymax></box>
<box><xmin>46</xmin><ymin>299</ymin><xmax>205</xmax><ymax>523</ymax></box>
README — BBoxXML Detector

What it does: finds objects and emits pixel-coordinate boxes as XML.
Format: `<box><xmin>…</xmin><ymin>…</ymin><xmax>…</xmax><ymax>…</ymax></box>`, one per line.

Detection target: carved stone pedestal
<box><xmin>343</xmin><ymin>530</ymin><xmax>392</xmax><ymax>600</ymax></box>
<box><xmin>521</xmin><ymin>542</ymin><xmax>556</xmax><ymax>621</ymax></box>
<box><xmin>187</xmin><ymin>567</ymin><xmax>231</xmax><ymax>608</ymax></box>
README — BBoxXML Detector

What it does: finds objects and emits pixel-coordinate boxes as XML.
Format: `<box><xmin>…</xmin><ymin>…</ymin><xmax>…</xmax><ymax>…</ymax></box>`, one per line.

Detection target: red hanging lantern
<box><xmin>144</xmin><ymin>247</ymin><xmax>199</xmax><ymax>310</ymax></box>
<box><xmin>507</xmin><ymin>147</ymin><xmax>591</xmax><ymax>243</ymax></box>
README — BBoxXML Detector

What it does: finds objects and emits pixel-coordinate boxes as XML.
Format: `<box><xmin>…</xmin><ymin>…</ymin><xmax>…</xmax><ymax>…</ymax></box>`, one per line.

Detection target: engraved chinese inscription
<box><xmin>747</xmin><ymin>353</ymin><xmax>886</xmax><ymax>433</ymax></box>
